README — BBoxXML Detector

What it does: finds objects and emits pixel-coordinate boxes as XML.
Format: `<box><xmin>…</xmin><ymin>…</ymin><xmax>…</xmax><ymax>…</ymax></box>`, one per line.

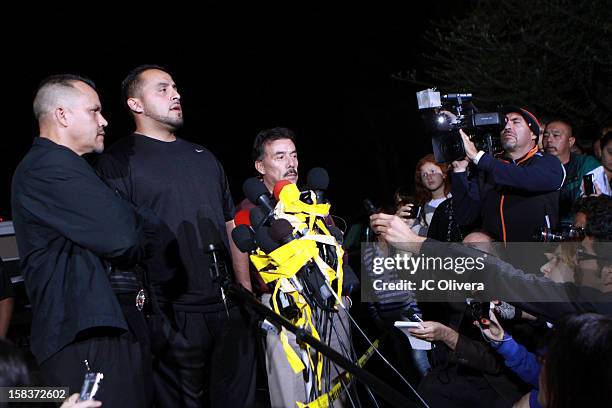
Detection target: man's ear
<box><xmin>569</xmin><ymin>136</ymin><xmax>576</xmax><ymax>148</ymax></box>
<box><xmin>55</xmin><ymin>107</ymin><xmax>69</xmax><ymax>127</ymax></box>
<box><xmin>255</xmin><ymin>160</ymin><xmax>265</xmax><ymax>175</ymax></box>
<box><xmin>127</xmin><ymin>98</ymin><xmax>143</xmax><ymax>114</ymax></box>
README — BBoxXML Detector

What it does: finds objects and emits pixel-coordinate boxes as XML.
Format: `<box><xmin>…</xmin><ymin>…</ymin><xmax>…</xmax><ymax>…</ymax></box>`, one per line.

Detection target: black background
<box><xmin>1</xmin><ymin>3</ymin><xmax>467</xmax><ymax>223</ymax></box>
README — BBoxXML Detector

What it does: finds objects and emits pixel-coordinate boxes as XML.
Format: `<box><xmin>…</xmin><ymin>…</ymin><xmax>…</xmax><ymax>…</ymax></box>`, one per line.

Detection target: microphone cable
<box><xmin>346</xmin><ymin>312</ymin><xmax>430</xmax><ymax>408</ymax></box>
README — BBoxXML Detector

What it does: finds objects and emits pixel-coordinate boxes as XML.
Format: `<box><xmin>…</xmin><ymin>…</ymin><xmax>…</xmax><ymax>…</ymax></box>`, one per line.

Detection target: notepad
<box><xmin>394</xmin><ymin>321</ymin><xmax>432</xmax><ymax>350</ymax></box>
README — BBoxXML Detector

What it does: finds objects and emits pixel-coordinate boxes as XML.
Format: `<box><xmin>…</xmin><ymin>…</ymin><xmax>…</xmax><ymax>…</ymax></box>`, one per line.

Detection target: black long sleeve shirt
<box><xmin>11</xmin><ymin>138</ymin><xmax>150</xmax><ymax>363</ymax></box>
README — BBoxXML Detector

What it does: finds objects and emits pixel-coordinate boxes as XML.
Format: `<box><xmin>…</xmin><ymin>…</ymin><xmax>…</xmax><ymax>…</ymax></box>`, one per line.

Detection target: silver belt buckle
<box><xmin>135</xmin><ymin>289</ymin><xmax>147</xmax><ymax>311</ymax></box>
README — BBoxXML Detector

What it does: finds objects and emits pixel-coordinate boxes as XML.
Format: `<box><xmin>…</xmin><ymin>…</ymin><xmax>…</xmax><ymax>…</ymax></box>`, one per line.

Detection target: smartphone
<box><xmin>407</xmin><ymin>205</ymin><xmax>421</xmax><ymax>219</ymax></box>
<box><xmin>583</xmin><ymin>174</ymin><xmax>595</xmax><ymax>196</ymax></box>
<box><xmin>80</xmin><ymin>371</ymin><xmax>104</xmax><ymax>400</ymax></box>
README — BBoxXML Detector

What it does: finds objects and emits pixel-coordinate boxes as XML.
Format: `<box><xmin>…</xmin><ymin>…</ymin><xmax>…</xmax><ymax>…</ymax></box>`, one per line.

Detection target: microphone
<box><xmin>243</xmin><ymin>177</ymin><xmax>276</xmax><ymax>213</ymax></box>
<box><xmin>254</xmin><ymin>226</ymin><xmax>280</xmax><ymax>253</ymax></box>
<box><xmin>234</xmin><ymin>209</ymin><xmax>251</xmax><ymax>226</ymax></box>
<box><xmin>197</xmin><ymin>210</ymin><xmax>230</xmax><ymax>315</ymax></box>
<box><xmin>231</xmin><ymin>224</ymin><xmax>257</xmax><ymax>253</ymax></box>
<box><xmin>267</xmin><ymin>219</ymin><xmax>335</xmax><ymax>311</ymax></box>
<box><xmin>269</xmin><ymin>218</ymin><xmax>296</xmax><ymax>245</ymax></box>
<box><xmin>306</xmin><ymin>167</ymin><xmax>329</xmax><ymax>204</ymax></box>
<box><xmin>273</xmin><ymin>179</ymin><xmax>301</xmax><ymax>204</ymax></box>
<box><xmin>363</xmin><ymin>198</ymin><xmax>380</xmax><ymax>216</ymax></box>
<box><xmin>273</xmin><ymin>179</ymin><xmax>293</xmax><ymax>201</ymax></box>
<box><xmin>249</xmin><ymin>206</ymin><xmax>269</xmax><ymax>231</ymax></box>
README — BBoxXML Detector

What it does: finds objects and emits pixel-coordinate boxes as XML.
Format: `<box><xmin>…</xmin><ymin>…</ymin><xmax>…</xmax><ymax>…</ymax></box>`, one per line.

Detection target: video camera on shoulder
<box><xmin>416</xmin><ymin>88</ymin><xmax>505</xmax><ymax>163</ymax></box>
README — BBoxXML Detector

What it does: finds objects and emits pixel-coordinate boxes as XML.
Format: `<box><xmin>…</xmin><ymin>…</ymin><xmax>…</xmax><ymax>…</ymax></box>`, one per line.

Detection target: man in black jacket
<box><xmin>451</xmin><ymin>107</ymin><xmax>565</xmax><ymax>243</ymax></box>
<box><xmin>11</xmin><ymin>74</ymin><xmax>157</xmax><ymax>407</ymax></box>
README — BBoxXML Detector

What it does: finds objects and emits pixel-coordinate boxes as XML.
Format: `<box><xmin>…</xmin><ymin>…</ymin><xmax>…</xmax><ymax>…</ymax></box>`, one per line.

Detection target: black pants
<box><xmin>151</xmin><ymin>304</ymin><xmax>257</xmax><ymax>408</ymax></box>
<box><xmin>418</xmin><ymin>367</ymin><xmax>513</xmax><ymax>408</ymax></box>
<box><xmin>40</xmin><ymin>295</ymin><xmax>153</xmax><ymax>407</ymax></box>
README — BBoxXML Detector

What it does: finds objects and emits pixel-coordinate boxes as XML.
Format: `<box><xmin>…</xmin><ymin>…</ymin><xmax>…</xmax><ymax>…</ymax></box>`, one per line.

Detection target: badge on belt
<box><xmin>136</xmin><ymin>289</ymin><xmax>147</xmax><ymax>311</ymax></box>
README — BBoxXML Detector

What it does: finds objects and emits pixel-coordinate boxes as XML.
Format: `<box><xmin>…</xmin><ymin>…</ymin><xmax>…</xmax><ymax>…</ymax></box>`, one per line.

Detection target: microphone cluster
<box><xmin>232</xmin><ymin>167</ymin><xmax>346</xmax><ymax>317</ymax></box>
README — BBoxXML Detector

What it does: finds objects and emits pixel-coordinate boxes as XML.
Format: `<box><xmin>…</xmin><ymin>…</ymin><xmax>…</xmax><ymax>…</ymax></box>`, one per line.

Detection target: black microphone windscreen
<box><xmin>306</xmin><ymin>167</ymin><xmax>329</xmax><ymax>191</ymax></box>
<box><xmin>249</xmin><ymin>206</ymin><xmax>268</xmax><ymax>230</ymax></box>
<box><xmin>231</xmin><ymin>225</ymin><xmax>257</xmax><ymax>253</ymax></box>
<box><xmin>243</xmin><ymin>177</ymin><xmax>270</xmax><ymax>206</ymax></box>
<box><xmin>254</xmin><ymin>226</ymin><xmax>280</xmax><ymax>253</ymax></box>
<box><xmin>269</xmin><ymin>219</ymin><xmax>294</xmax><ymax>243</ymax></box>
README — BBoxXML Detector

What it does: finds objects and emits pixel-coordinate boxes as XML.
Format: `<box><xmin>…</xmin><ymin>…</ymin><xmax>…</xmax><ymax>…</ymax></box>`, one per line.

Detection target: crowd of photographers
<box><xmin>365</xmin><ymin>106</ymin><xmax>612</xmax><ymax>407</ymax></box>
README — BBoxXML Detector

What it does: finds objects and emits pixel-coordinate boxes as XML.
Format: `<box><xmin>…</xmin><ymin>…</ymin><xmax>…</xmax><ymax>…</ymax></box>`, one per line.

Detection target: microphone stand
<box><xmin>226</xmin><ymin>282</ymin><xmax>426</xmax><ymax>408</ymax></box>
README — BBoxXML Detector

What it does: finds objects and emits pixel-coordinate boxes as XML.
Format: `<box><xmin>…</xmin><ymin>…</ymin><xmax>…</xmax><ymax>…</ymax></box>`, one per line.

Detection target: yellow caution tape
<box><xmin>296</xmin><ymin>339</ymin><xmax>381</xmax><ymax>408</ymax></box>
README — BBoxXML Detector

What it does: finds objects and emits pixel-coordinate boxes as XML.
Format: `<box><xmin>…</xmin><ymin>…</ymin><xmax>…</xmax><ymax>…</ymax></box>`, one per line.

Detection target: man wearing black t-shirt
<box><xmin>96</xmin><ymin>65</ymin><xmax>255</xmax><ymax>408</ymax></box>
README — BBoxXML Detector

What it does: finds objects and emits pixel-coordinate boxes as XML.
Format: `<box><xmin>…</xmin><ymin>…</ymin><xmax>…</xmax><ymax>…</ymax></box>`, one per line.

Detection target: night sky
<box><xmin>1</xmin><ymin>3</ymin><xmax>467</xmax><ymax>224</ymax></box>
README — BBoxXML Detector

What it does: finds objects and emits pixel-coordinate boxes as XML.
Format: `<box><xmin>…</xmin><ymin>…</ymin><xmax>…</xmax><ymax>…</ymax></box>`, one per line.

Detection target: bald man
<box><xmin>12</xmin><ymin>74</ymin><xmax>157</xmax><ymax>407</ymax></box>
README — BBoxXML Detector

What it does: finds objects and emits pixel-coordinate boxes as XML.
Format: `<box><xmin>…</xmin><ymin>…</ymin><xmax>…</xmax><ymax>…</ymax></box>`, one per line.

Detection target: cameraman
<box><xmin>451</xmin><ymin>107</ymin><xmax>565</xmax><ymax>243</ymax></box>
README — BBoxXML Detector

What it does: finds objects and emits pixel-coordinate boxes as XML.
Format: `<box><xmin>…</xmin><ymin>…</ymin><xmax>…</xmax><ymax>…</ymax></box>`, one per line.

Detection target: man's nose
<box><xmin>99</xmin><ymin>113</ymin><xmax>108</xmax><ymax>128</ymax></box>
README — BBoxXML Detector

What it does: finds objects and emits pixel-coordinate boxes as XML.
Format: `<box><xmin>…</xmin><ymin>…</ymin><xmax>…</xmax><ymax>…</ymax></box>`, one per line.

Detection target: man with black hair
<box><xmin>12</xmin><ymin>74</ymin><xmax>158</xmax><ymax>406</ymax></box>
<box><xmin>235</xmin><ymin>127</ymin><xmax>354</xmax><ymax>407</ymax></box>
<box><xmin>452</xmin><ymin>107</ymin><xmax>565</xmax><ymax>243</ymax></box>
<box><xmin>236</xmin><ymin>127</ymin><xmax>298</xmax><ymax>294</ymax></box>
<box><xmin>542</xmin><ymin>118</ymin><xmax>599</xmax><ymax>225</ymax></box>
<box><xmin>96</xmin><ymin>65</ymin><xmax>255</xmax><ymax>408</ymax></box>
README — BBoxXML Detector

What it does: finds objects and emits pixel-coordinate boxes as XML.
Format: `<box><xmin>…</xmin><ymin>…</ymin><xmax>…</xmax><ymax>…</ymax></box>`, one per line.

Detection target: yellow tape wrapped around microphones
<box><xmin>278</xmin><ymin>183</ymin><xmax>330</xmax><ymax>218</ymax></box>
<box><xmin>246</xmin><ymin>181</ymin><xmax>345</xmax><ymax>393</ymax></box>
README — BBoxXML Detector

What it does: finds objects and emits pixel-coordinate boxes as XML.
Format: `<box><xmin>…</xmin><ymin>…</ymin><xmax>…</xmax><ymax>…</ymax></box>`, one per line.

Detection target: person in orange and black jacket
<box><xmin>450</xmin><ymin>106</ymin><xmax>565</xmax><ymax>244</ymax></box>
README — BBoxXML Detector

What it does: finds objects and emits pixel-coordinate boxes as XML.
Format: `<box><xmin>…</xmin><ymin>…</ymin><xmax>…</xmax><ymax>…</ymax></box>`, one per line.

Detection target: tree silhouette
<box><xmin>400</xmin><ymin>0</ymin><xmax>612</xmax><ymax>128</ymax></box>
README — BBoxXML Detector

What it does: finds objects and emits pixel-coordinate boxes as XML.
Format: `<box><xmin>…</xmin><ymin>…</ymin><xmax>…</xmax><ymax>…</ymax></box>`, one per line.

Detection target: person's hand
<box><xmin>395</xmin><ymin>204</ymin><xmax>417</xmax><ymax>227</ymax></box>
<box><xmin>60</xmin><ymin>394</ymin><xmax>102</xmax><ymax>408</ymax></box>
<box><xmin>492</xmin><ymin>300</ymin><xmax>517</xmax><ymax>320</ymax></box>
<box><xmin>369</xmin><ymin>213</ymin><xmax>425</xmax><ymax>252</ymax></box>
<box><xmin>408</xmin><ymin>321</ymin><xmax>451</xmax><ymax>342</ymax></box>
<box><xmin>409</xmin><ymin>321</ymin><xmax>458</xmax><ymax>350</ymax></box>
<box><xmin>459</xmin><ymin>129</ymin><xmax>479</xmax><ymax>161</ymax></box>
<box><xmin>451</xmin><ymin>158</ymin><xmax>470</xmax><ymax>173</ymax></box>
<box><xmin>476</xmin><ymin>309</ymin><xmax>505</xmax><ymax>342</ymax></box>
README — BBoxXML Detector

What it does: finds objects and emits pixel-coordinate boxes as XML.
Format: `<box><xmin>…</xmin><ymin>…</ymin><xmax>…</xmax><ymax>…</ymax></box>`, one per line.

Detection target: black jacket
<box><xmin>452</xmin><ymin>149</ymin><xmax>565</xmax><ymax>242</ymax></box>
<box><xmin>11</xmin><ymin>138</ymin><xmax>151</xmax><ymax>363</ymax></box>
